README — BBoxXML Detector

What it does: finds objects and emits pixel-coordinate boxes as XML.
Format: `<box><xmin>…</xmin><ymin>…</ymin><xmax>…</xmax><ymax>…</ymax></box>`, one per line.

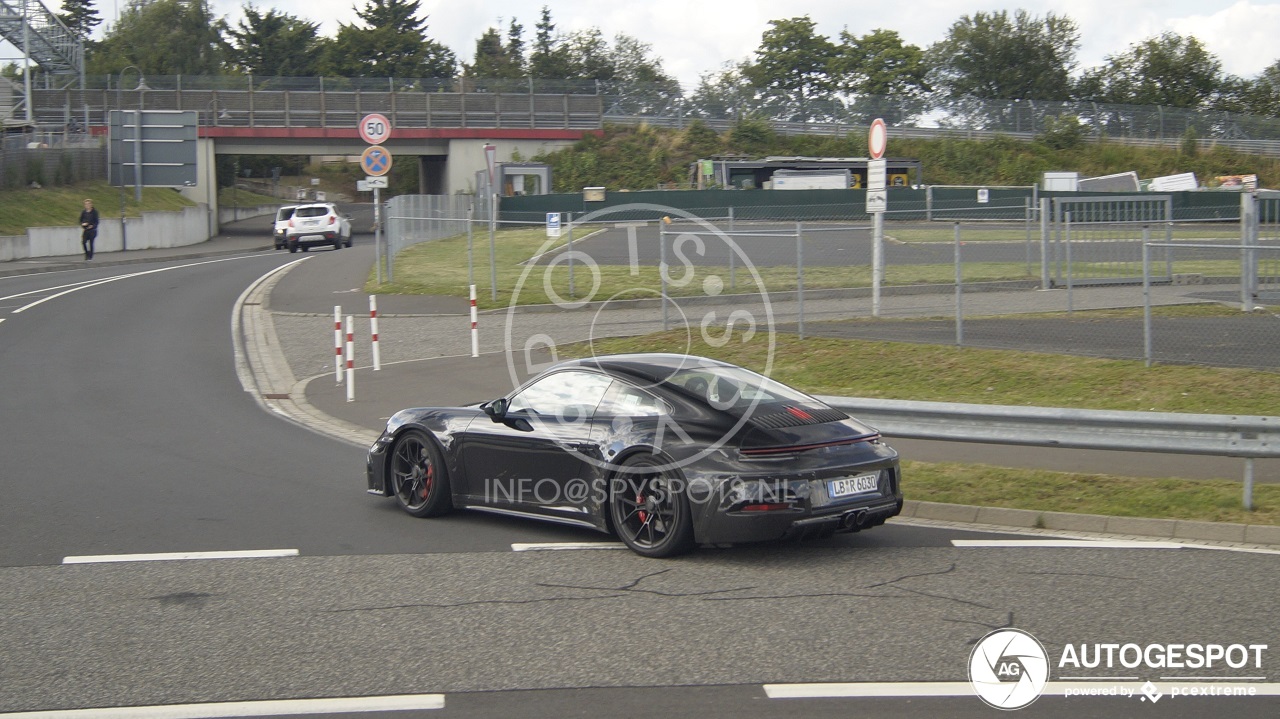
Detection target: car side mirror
<box><xmin>483</xmin><ymin>397</ymin><xmax>508</xmax><ymax>422</ymax></box>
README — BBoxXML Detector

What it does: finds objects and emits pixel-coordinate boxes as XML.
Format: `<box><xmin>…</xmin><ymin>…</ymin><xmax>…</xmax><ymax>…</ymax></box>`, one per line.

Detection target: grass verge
<box><xmin>0</xmin><ymin>181</ymin><xmax>196</xmax><ymax>235</ymax></box>
<box><xmin>563</xmin><ymin>332</ymin><xmax>1279</xmax><ymax>525</ymax></box>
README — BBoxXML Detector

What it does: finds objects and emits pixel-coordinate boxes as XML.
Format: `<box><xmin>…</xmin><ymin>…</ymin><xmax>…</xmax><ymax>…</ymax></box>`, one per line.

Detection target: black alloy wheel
<box><xmin>389</xmin><ymin>430</ymin><xmax>452</xmax><ymax>517</ymax></box>
<box><xmin>609</xmin><ymin>455</ymin><xmax>695</xmax><ymax>557</ymax></box>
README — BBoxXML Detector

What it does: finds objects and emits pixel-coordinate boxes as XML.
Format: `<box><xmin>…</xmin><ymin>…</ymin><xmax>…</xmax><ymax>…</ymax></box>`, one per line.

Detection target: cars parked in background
<box><xmin>284</xmin><ymin>203</ymin><xmax>352</xmax><ymax>252</ymax></box>
<box><xmin>272</xmin><ymin>205</ymin><xmax>297</xmax><ymax>250</ymax></box>
<box><xmin>366</xmin><ymin>353</ymin><xmax>903</xmax><ymax>557</ymax></box>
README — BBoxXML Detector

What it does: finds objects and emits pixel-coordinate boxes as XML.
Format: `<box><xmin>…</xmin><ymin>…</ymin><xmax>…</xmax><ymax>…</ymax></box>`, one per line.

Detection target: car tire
<box><xmin>287</xmin><ymin>240</ymin><xmax>297</xmax><ymax>253</ymax></box>
<box><xmin>345</xmin><ymin>238</ymin><xmax>352</xmax><ymax>248</ymax></box>
<box><xmin>609</xmin><ymin>454</ymin><xmax>695</xmax><ymax>558</ymax></box>
<box><xmin>333</xmin><ymin>238</ymin><xmax>342</xmax><ymax>250</ymax></box>
<box><xmin>389</xmin><ymin>430</ymin><xmax>453</xmax><ymax>518</ymax></box>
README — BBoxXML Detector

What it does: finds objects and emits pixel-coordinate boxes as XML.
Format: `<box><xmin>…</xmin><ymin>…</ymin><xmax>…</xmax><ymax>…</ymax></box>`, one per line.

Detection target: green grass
<box><xmin>369</xmin><ymin>224</ymin><xmax>1262</xmax><ymax>308</ymax></box>
<box><xmin>368</xmin><ymin>226</ymin><xmax>1044</xmax><ymax>308</ymax></box>
<box><xmin>903</xmin><ymin>462</ymin><xmax>1278</xmax><ymax>525</ymax></box>
<box><xmin>0</xmin><ymin>181</ymin><xmax>197</xmax><ymax>235</ymax></box>
<box><xmin>891</xmin><ymin>223</ymin><xmax>1242</xmax><ymax>243</ymax></box>
<box><xmin>560</xmin><ymin>331</ymin><xmax>1280</xmax><ymax>524</ymax></box>
<box><xmin>572</xmin><ymin>331</ymin><xmax>1280</xmax><ymax>414</ymax></box>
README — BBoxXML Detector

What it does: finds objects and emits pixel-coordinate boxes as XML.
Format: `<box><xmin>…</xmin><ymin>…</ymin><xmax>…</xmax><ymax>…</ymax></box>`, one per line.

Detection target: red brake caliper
<box><xmin>637</xmin><ymin>492</ymin><xmax>647</xmax><ymax>524</ymax></box>
<box><xmin>421</xmin><ymin>465</ymin><xmax>433</xmax><ymax>499</ymax></box>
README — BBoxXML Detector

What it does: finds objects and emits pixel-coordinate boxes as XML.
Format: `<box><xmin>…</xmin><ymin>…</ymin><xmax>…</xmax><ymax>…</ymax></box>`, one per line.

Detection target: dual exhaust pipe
<box><xmin>842</xmin><ymin>509</ymin><xmax>869</xmax><ymax>531</ymax></box>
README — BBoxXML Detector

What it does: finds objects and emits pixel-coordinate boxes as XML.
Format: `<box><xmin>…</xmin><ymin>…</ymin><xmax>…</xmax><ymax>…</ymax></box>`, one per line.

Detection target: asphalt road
<box><xmin>0</xmin><ymin>216</ymin><xmax>1275</xmax><ymax>718</ymax></box>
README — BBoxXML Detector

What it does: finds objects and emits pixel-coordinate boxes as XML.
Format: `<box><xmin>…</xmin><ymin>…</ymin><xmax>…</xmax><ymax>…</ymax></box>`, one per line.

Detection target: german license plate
<box><xmin>828</xmin><ymin>472</ymin><xmax>879</xmax><ymax>498</ymax></box>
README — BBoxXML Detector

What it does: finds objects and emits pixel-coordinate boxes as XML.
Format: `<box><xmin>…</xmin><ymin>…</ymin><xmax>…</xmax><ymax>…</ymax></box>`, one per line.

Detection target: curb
<box><xmin>901</xmin><ymin>500</ymin><xmax>1280</xmax><ymax>547</ymax></box>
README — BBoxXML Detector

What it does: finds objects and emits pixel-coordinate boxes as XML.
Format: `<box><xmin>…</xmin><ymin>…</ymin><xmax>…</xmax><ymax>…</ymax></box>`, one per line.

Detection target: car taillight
<box><xmin>328</xmin><ymin>216</ymin><xmax>336</xmax><ymax>225</ymax></box>
<box><xmin>741</xmin><ymin>503</ymin><xmax>791</xmax><ymax>512</ymax></box>
<box><xmin>288</xmin><ymin>219</ymin><xmax>295</xmax><ymax>227</ymax></box>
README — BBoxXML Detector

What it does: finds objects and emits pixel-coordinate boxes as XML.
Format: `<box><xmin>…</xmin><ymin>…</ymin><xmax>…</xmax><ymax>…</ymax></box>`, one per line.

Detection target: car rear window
<box><xmin>296</xmin><ymin>206</ymin><xmax>331</xmax><ymax>218</ymax></box>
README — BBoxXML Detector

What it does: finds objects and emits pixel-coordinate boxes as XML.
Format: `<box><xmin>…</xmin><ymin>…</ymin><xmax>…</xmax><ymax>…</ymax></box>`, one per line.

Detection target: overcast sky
<box><xmin>29</xmin><ymin>0</ymin><xmax>1280</xmax><ymax>85</ymax></box>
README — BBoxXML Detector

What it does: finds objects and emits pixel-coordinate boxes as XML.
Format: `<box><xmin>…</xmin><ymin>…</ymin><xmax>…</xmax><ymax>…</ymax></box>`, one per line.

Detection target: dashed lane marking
<box><xmin>0</xmin><ymin>693</ymin><xmax>445</xmax><ymax>718</ymax></box>
<box><xmin>62</xmin><ymin>549</ymin><xmax>300</xmax><ymax>564</ymax></box>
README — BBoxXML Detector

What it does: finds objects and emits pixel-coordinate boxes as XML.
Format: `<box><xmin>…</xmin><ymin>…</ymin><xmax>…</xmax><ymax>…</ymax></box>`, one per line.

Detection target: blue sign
<box><xmin>361</xmin><ymin>146</ymin><xmax>393</xmax><ymax>177</ymax></box>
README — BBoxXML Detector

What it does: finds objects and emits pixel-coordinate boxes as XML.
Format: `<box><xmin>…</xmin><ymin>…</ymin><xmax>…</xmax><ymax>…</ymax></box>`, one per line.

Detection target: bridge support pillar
<box><xmin>179</xmin><ymin>137</ymin><xmax>219</xmax><ymax>237</ymax></box>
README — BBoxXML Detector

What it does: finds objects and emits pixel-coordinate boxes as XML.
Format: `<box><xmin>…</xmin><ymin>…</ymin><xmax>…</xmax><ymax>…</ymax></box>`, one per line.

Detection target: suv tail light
<box><xmin>328</xmin><ymin>215</ymin><xmax>336</xmax><ymax>225</ymax></box>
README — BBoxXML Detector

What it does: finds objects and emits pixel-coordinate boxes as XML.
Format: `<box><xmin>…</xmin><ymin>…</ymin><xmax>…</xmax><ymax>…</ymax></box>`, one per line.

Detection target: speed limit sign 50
<box><xmin>359</xmin><ymin>113</ymin><xmax>392</xmax><ymax>144</ymax></box>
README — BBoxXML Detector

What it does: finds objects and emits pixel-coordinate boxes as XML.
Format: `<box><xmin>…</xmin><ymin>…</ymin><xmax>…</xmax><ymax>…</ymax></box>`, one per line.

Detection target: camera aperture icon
<box><xmin>969</xmin><ymin>628</ymin><xmax>1050</xmax><ymax>710</ymax></box>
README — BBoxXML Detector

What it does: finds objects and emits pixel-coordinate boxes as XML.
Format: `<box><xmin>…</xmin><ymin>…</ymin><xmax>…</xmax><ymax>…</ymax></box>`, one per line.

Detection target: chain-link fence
<box><xmin>381</xmin><ymin>192</ymin><xmax>1279</xmax><ymax>372</ymax></box>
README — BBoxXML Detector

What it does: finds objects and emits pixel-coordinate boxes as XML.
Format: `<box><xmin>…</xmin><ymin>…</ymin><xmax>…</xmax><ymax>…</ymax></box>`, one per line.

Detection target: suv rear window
<box><xmin>296</xmin><ymin>206</ymin><xmax>331</xmax><ymax>218</ymax></box>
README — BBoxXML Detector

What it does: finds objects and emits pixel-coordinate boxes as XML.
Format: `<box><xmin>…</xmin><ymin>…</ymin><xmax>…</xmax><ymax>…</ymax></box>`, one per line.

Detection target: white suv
<box><xmin>272</xmin><ymin>205</ymin><xmax>297</xmax><ymax>250</ymax></box>
<box><xmin>284</xmin><ymin>203</ymin><xmax>352</xmax><ymax>252</ymax></box>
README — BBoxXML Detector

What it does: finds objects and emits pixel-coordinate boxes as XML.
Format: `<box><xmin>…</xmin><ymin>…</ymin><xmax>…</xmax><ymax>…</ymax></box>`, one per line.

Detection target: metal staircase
<box><xmin>0</xmin><ymin>0</ymin><xmax>81</xmax><ymax>124</ymax></box>
<box><xmin>0</xmin><ymin>0</ymin><xmax>81</xmax><ymax>75</ymax></box>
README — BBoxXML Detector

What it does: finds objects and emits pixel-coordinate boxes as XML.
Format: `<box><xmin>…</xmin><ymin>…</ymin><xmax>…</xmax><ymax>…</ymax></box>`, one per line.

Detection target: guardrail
<box><xmin>818</xmin><ymin>395</ymin><xmax>1278</xmax><ymax>509</ymax></box>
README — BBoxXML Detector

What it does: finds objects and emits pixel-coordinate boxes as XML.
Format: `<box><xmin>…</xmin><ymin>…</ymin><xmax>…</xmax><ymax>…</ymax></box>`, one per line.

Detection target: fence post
<box><xmin>954</xmin><ymin>222</ymin><xmax>963</xmax><ymax>346</ymax></box>
<box><xmin>470</xmin><ymin>284</ymin><xmax>479</xmax><ymax>358</ymax></box>
<box><xmin>660</xmin><ymin>219</ymin><xmax>669</xmax><ymax>331</ymax></box>
<box><xmin>489</xmin><ymin>192</ymin><xmax>498</xmax><ymax>302</ymax></box>
<box><xmin>1242</xmin><ymin>191</ymin><xmax>1258</xmax><ymax>309</ymax></box>
<box><xmin>334</xmin><ymin>306</ymin><xmax>344</xmax><ymax>383</ymax></box>
<box><xmin>567</xmin><ymin>212</ymin><xmax>575</xmax><ymax>300</ymax></box>
<box><xmin>369</xmin><ymin>295</ymin><xmax>381</xmax><ymax>371</ymax></box>
<box><xmin>1039</xmin><ymin>197</ymin><xmax>1051</xmax><ymax>290</ymax></box>
<box><xmin>796</xmin><ymin>222</ymin><xmax>804</xmax><ymax>340</ymax></box>
<box><xmin>925</xmin><ymin>185</ymin><xmax>933</xmax><ymax>222</ymax></box>
<box><xmin>1065</xmin><ymin>211</ymin><xmax>1073</xmax><ymax>314</ymax></box>
<box><xmin>345</xmin><ymin>315</ymin><xmax>355</xmax><ymax>402</ymax></box>
<box><xmin>1142</xmin><ymin>226</ymin><xmax>1152</xmax><ymax>368</ymax></box>
<box><xmin>1244</xmin><ymin>458</ymin><xmax>1255</xmax><ymax>511</ymax></box>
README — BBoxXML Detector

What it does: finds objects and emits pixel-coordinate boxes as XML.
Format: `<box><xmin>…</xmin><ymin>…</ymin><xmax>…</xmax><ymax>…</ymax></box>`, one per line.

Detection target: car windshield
<box><xmin>296</xmin><ymin>206</ymin><xmax>331</xmax><ymax>218</ymax></box>
<box><xmin>276</xmin><ymin>208</ymin><xmax>295</xmax><ymax>221</ymax></box>
<box><xmin>665</xmin><ymin>364</ymin><xmax>819</xmax><ymax>411</ymax></box>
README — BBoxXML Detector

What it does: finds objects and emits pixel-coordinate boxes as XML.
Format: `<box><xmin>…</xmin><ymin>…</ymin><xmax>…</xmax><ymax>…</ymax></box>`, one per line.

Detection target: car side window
<box><xmin>507</xmin><ymin>371</ymin><xmax>612</xmax><ymax>424</ymax></box>
<box><xmin>597</xmin><ymin>381</ymin><xmax>666</xmax><ymax>417</ymax></box>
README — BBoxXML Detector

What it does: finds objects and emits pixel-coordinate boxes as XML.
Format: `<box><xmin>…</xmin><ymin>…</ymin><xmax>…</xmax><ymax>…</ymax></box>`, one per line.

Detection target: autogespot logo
<box><xmin>969</xmin><ymin>628</ymin><xmax>1051</xmax><ymax>710</ymax></box>
<box><xmin>502</xmin><ymin>203</ymin><xmax>777</xmax><ymax>472</ymax></box>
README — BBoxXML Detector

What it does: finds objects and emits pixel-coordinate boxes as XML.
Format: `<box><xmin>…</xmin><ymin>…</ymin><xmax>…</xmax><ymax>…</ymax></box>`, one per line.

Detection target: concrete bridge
<box><xmin>26</xmin><ymin>83</ymin><xmax>602</xmax><ymax>210</ymax></box>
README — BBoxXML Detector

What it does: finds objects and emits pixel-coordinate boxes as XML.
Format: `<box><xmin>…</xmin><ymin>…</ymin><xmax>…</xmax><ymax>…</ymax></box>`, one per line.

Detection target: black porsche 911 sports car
<box><xmin>366</xmin><ymin>353</ymin><xmax>902</xmax><ymax>556</ymax></box>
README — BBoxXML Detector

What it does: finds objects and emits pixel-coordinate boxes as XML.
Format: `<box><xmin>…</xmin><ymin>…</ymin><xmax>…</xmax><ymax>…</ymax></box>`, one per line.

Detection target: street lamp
<box><xmin>119</xmin><ymin>66</ymin><xmax>148</xmax><ymax>204</ymax></box>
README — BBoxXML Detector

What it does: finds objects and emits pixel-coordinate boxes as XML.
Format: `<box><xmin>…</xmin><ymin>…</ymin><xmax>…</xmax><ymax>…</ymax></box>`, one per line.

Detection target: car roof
<box><xmin>553</xmin><ymin>353</ymin><xmax>733</xmax><ymax>384</ymax></box>
<box><xmin>294</xmin><ymin>203</ymin><xmax>336</xmax><ymax>210</ymax></box>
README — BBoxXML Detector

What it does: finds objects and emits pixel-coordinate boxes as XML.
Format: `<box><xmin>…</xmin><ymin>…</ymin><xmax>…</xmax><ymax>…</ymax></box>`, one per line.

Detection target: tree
<box><xmin>225</xmin><ymin>4</ymin><xmax>322</xmax><ymax>76</ymax></box>
<box><xmin>1076</xmin><ymin>32</ymin><xmax>1223</xmax><ymax>108</ymax></box>
<box><xmin>57</xmin><ymin>0</ymin><xmax>102</xmax><ymax>41</ymax></box>
<box><xmin>927</xmin><ymin>9</ymin><xmax>1079</xmax><ymax>101</ymax></box>
<box><xmin>741</xmin><ymin>16</ymin><xmax>839</xmax><ymax>122</ymax></box>
<box><xmin>466</xmin><ymin>26</ymin><xmax>523</xmax><ymax>78</ymax></box>
<box><xmin>87</xmin><ymin>0</ymin><xmax>226</xmax><ymax>76</ymax></box>
<box><xmin>322</xmin><ymin>0</ymin><xmax>455</xmax><ymax>79</ymax></box>
<box><xmin>529</xmin><ymin>6</ymin><xmax>571</xmax><ymax>80</ymax></box>
<box><xmin>686</xmin><ymin>62</ymin><xmax>758</xmax><ymax>119</ymax></box>
<box><xmin>832</xmin><ymin>28</ymin><xmax>929</xmax><ymax>125</ymax></box>
<box><xmin>600</xmin><ymin>33</ymin><xmax>682</xmax><ymax>115</ymax></box>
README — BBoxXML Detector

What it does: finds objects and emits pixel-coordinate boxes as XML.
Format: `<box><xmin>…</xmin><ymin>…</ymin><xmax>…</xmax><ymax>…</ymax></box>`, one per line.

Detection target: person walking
<box><xmin>79</xmin><ymin>198</ymin><xmax>98</xmax><ymax>260</ymax></box>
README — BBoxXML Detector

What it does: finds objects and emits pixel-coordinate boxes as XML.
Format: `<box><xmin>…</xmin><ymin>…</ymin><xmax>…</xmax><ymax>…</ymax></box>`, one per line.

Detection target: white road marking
<box><xmin>511</xmin><ymin>542</ymin><xmax>627</xmax><ymax>552</ymax></box>
<box><xmin>11</xmin><ymin>255</ymin><xmax>270</xmax><ymax>314</ymax></box>
<box><xmin>0</xmin><ymin>694</ymin><xmax>445</xmax><ymax>718</ymax></box>
<box><xmin>62</xmin><ymin>549</ymin><xmax>299</xmax><ymax>564</ymax></box>
<box><xmin>764</xmin><ymin>682</ymin><xmax>1280</xmax><ymax>699</ymax></box>
<box><xmin>952</xmin><ymin>539</ymin><xmax>1185</xmax><ymax>549</ymax></box>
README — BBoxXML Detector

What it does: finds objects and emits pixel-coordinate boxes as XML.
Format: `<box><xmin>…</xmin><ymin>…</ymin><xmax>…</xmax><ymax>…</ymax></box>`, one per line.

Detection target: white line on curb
<box><xmin>0</xmin><ymin>693</ymin><xmax>445</xmax><ymax>718</ymax></box>
<box><xmin>951</xmin><ymin>539</ymin><xmax>1186</xmax><ymax>549</ymax></box>
<box><xmin>763</xmin><ymin>681</ymin><xmax>1280</xmax><ymax>699</ymax></box>
<box><xmin>62</xmin><ymin>549</ymin><xmax>299</xmax><ymax>564</ymax></box>
<box><xmin>511</xmin><ymin>542</ymin><xmax>627</xmax><ymax>552</ymax></box>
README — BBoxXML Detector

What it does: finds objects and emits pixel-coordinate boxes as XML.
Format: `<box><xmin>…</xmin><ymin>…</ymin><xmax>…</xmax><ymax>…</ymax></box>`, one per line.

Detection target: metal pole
<box><xmin>1024</xmin><ymin>197</ymin><xmax>1032</xmax><ymax>276</ymax></box>
<box><xmin>796</xmin><ymin>222</ymin><xmax>804</xmax><ymax>340</ymax></box>
<box><xmin>489</xmin><ymin>193</ymin><xmax>498</xmax><ymax>302</ymax></box>
<box><xmin>567</xmin><ymin>213</ymin><xmax>575</xmax><ymax>299</ymax></box>
<box><xmin>369</xmin><ymin>296</ymin><xmax>381</xmax><ymax>371</ymax></box>
<box><xmin>334</xmin><ymin>306</ymin><xmax>344</xmax><ymax>383</ymax></box>
<box><xmin>660</xmin><ymin>222</ymin><xmax>669</xmax><ymax>331</ymax></box>
<box><xmin>1065</xmin><ymin>211</ymin><xmax>1073</xmax><ymax>314</ymax></box>
<box><xmin>872</xmin><ymin>211</ymin><xmax>884</xmax><ymax>317</ymax></box>
<box><xmin>955</xmin><ymin>222</ymin><xmax>963</xmax><ymax>346</ymax></box>
<box><xmin>1242</xmin><ymin>192</ymin><xmax>1257</xmax><ymax>309</ymax></box>
<box><xmin>1243</xmin><ymin>458</ymin><xmax>1255</xmax><ymax>511</ymax></box>
<box><xmin>374</xmin><ymin>187</ymin><xmax>383</xmax><ymax>284</ymax></box>
<box><xmin>467</xmin><ymin>204</ymin><xmax>475</xmax><ymax>290</ymax></box>
<box><xmin>1142</xmin><ymin>226</ymin><xmax>1152</xmax><ymax>367</ymax></box>
<box><xmin>1039</xmin><ymin>197</ymin><xmax>1051</xmax><ymax>290</ymax></box>
<box><xmin>133</xmin><ymin>108</ymin><xmax>142</xmax><ymax>203</ymax></box>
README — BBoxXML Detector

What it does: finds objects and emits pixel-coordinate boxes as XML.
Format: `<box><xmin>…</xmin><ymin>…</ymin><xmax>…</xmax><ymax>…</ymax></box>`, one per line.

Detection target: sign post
<box><xmin>868</xmin><ymin>118</ymin><xmax>888</xmax><ymax>317</ymax></box>
<box><xmin>485</xmin><ymin>144</ymin><xmax>498</xmax><ymax>302</ymax></box>
<box><xmin>359</xmin><ymin>118</ymin><xmax>393</xmax><ymax>283</ymax></box>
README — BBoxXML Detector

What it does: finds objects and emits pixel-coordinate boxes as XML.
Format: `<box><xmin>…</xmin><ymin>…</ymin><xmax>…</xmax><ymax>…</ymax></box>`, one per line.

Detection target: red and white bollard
<box><xmin>470</xmin><ymin>284</ymin><xmax>479</xmax><ymax>357</ymax></box>
<box><xmin>345</xmin><ymin>315</ymin><xmax>355</xmax><ymax>402</ymax></box>
<box><xmin>333</xmin><ymin>306</ymin><xmax>344</xmax><ymax>383</ymax></box>
<box><xmin>369</xmin><ymin>295</ymin><xmax>381</xmax><ymax>371</ymax></box>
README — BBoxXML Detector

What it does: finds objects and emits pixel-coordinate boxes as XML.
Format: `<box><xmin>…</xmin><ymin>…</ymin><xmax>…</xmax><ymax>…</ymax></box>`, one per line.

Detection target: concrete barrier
<box><xmin>2</xmin><ymin>204</ymin><xmax>216</xmax><ymax>260</ymax></box>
